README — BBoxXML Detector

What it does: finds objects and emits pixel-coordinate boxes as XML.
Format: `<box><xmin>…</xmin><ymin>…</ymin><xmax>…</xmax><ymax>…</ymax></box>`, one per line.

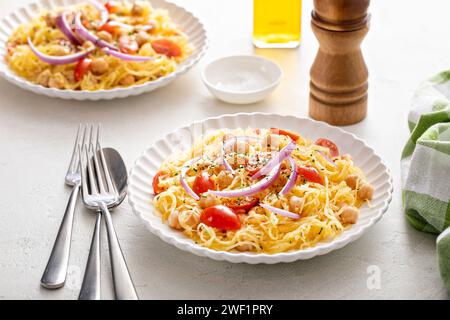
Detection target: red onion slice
<box><xmin>205</xmin><ymin>164</ymin><xmax>281</xmax><ymax>198</ymax></box>
<box><xmin>279</xmin><ymin>157</ymin><xmax>298</xmax><ymax>196</ymax></box>
<box><xmin>180</xmin><ymin>157</ymin><xmax>201</xmax><ymax>201</ymax></box>
<box><xmin>260</xmin><ymin>203</ymin><xmax>300</xmax><ymax>220</ymax></box>
<box><xmin>56</xmin><ymin>12</ymin><xmax>81</xmax><ymax>46</ymax></box>
<box><xmin>27</xmin><ymin>37</ymin><xmax>94</xmax><ymax>65</ymax></box>
<box><xmin>87</xmin><ymin>0</ymin><xmax>109</xmax><ymax>26</ymax></box>
<box><xmin>74</xmin><ymin>13</ymin><xmax>118</xmax><ymax>51</ymax></box>
<box><xmin>103</xmin><ymin>47</ymin><xmax>154</xmax><ymax>62</ymax></box>
<box><xmin>252</xmin><ymin>140</ymin><xmax>296</xmax><ymax>180</ymax></box>
<box><xmin>222</xmin><ymin>136</ymin><xmax>262</xmax><ymax>173</ymax></box>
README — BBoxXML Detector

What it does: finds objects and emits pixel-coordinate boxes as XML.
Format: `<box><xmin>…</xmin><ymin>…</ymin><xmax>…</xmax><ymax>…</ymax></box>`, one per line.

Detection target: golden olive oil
<box><xmin>253</xmin><ymin>0</ymin><xmax>302</xmax><ymax>48</ymax></box>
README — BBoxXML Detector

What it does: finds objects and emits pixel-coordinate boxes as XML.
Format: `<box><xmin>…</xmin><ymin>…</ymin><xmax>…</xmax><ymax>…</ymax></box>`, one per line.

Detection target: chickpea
<box><xmin>36</xmin><ymin>70</ymin><xmax>51</xmax><ymax>87</ymax></box>
<box><xmin>217</xmin><ymin>171</ymin><xmax>234</xmax><ymax>190</ymax></box>
<box><xmin>199</xmin><ymin>194</ymin><xmax>218</xmax><ymax>209</ymax></box>
<box><xmin>179</xmin><ymin>212</ymin><xmax>200</xmax><ymax>229</ymax></box>
<box><xmin>63</xmin><ymin>70</ymin><xmax>75</xmax><ymax>83</ymax></box>
<box><xmin>49</xmin><ymin>45</ymin><xmax>71</xmax><ymax>56</ymax></box>
<box><xmin>90</xmin><ymin>58</ymin><xmax>109</xmax><ymax>75</ymax></box>
<box><xmin>48</xmin><ymin>75</ymin><xmax>65</xmax><ymax>89</ymax></box>
<box><xmin>340</xmin><ymin>206</ymin><xmax>359</xmax><ymax>224</ymax></box>
<box><xmin>289</xmin><ymin>196</ymin><xmax>305</xmax><ymax>214</ymax></box>
<box><xmin>119</xmin><ymin>74</ymin><xmax>135</xmax><ymax>86</ymax></box>
<box><xmin>345</xmin><ymin>174</ymin><xmax>359</xmax><ymax>190</ymax></box>
<box><xmin>44</xmin><ymin>12</ymin><xmax>57</xmax><ymax>28</ymax></box>
<box><xmin>168</xmin><ymin>210</ymin><xmax>182</xmax><ymax>230</ymax></box>
<box><xmin>357</xmin><ymin>183</ymin><xmax>374</xmax><ymax>201</ymax></box>
<box><xmin>131</xmin><ymin>2</ymin><xmax>146</xmax><ymax>16</ymax></box>
<box><xmin>236</xmin><ymin>243</ymin><xmax>253</xmax><ymax>252</ymax></box>
<box><xmin>97</xmin><ymin>31</ymin><xmax>113</xmax><ymax>43</ymax></box>
<box><xmin>136</xmin><ymin>31</ymin><xmax>151</xmax><ymax>47</ymax></box>
<box><xmin>82</xmin><ymin>41</ymin><xmax>95</xmax><ymax>50</ymax></box>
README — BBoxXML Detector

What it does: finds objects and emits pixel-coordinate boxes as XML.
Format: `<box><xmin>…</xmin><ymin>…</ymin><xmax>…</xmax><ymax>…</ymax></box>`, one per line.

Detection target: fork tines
<box><xmin>78</xmin><ymin>124</ymin><xmax>117</xmax><ymax>205</ymax></box>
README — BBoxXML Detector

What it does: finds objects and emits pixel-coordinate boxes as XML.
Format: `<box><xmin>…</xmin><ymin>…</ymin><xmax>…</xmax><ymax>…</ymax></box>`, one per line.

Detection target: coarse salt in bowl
<box><xmin>201</xmin><ymin>55</ymin><xmax>282</xmax><ymax>104</ymax></box>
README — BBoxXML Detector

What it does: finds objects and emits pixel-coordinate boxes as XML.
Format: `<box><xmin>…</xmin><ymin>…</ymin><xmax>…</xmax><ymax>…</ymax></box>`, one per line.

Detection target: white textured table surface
<box><xmin>1</xmin><ymin>0</ymin><xmax>449</xmax><ymax>300</ymax></box>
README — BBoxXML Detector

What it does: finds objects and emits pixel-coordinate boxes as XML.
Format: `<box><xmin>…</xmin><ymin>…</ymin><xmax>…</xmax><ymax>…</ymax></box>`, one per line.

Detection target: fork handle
<box><xmin>100</xmin><ymin>203</ymin><xmax>139</xmax><ymax>300</ymax></box>
<box><xmin>41</xmin><ymin>182</ymin><xmax>80</xmax><ymax>289</ymax></box>
<box><xmin>79</xmin><ymin>213</ymin><xmax>102</xmax><ymax>300</ymax></box>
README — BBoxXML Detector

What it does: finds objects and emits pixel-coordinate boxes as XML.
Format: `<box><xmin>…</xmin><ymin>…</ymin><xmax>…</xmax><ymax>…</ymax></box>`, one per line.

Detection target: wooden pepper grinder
<box><xmin>309</xmin><ymin>0</ymin><xmax>370</xmax><ymax>125</ymax></box>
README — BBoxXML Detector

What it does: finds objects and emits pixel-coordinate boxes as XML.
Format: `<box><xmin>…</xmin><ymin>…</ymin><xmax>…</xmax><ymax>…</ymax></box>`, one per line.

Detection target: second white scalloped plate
<box><xmin>0</xmin><ymin>0</ymin><xmax>207</xmax><ymax>100</ymax></box>
<box><xmin>128</xmin><ymin>113</ymin><xmax>393</xmax><ymax>264</ymax></box>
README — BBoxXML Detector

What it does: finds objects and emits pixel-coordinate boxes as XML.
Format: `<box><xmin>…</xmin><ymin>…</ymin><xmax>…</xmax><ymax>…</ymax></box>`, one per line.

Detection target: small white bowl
<box><xmin>201</xmin><ymin>55</ymin><xmax>282</xmax><ymax>104</ymax></box>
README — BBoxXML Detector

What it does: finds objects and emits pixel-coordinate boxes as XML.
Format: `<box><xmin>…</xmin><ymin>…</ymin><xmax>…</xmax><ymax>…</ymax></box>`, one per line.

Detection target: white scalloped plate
<box><xmin>128</xmin><ymin>113</ymin><xmax>393</xmax><ymax>264</ymax></box>
<box><xmin>0</xmin><ymin>0</ymin><xmax>207</xmax><ymax>100</ymax></box>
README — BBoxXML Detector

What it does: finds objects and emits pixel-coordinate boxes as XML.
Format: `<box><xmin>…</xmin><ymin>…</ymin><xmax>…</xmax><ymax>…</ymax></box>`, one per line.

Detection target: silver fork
<box><xmin>41</xmin><ymin>125</ymin><xmax>83</xmax><ymax>289</ymax></box>
<box><xmin>79</xmin><ymin>125</ymin><xmax>138</xmax><ymax>300</ymax></box>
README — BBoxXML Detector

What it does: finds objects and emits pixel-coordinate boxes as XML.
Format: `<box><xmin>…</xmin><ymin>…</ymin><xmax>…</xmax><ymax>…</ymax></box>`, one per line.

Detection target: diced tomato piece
<box><xmin>200</xmin><ymin>205</ymin><xmax>241</xmax><ymax>230</ymax></box>
<box><xmin>152</xmin><ymin>171</ymin><xmax>166</xmax><ymax>195</ymax></box>
<box><xmin>74</xmin><ymin>58</ymin><xmax>92</xmax><ymax>82</ymax></box>
<box><xmin>315</xmin><ymin>138</ymin><xmax>339</xmax><ymax>157</ymax></box>
<box><xmin>151</xmin><ymin>39</ymin><xmax>182</xmax><ymax>58</ymax></box>
<box><xmin>192</xmin><ymin>172</ymin><xmax>215</xmax><ymax>196</ymax></box>
<box><xmin>297</xmin><ymin>166</ymin><xmax>323</xmax><ymax>185</ymax></box>
<box><xmin>119</xmin><ymin>35</ymin><xmax>138</xmax><ymax>54</ymax></box>
<box><xmin>224</xmin><ymin>197</ymin><xmax>259</xmax><ymax>213</ymax></box>
<box><xmin>105</xmin><ymin>1</ymin><xmax>120</xmax><ymax>13</ymax></box>
<box><xmin>270</xmin><ymin>128</ymin><xmax>300</xmax><ymax>141</ymax></box>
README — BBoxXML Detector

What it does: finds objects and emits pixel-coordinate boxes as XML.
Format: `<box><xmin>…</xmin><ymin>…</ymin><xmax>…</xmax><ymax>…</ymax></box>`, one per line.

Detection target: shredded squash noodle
<box><xmin>153</xmin><ymin>128</ymin><xmax>374</xmax><ymax>254</ymax></box>
<box><xmin>5</xmin><ymin>1</ymin><xmax>193</xmax><ymax>90</ymax></box>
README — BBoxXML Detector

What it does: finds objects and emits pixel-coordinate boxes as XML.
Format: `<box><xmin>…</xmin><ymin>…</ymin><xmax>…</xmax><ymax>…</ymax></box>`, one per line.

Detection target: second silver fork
<box><xmin>41</xmin><ymin>125</ymin><xmax>83</xmax><ymax>289</ymax></box>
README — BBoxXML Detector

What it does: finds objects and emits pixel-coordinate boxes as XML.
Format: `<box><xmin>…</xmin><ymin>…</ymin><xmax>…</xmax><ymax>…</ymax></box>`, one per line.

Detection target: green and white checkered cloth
<box><xmin>401</xmin><ymin>70</ymin><xmax>450</xmax><ymax>290</ymax></box>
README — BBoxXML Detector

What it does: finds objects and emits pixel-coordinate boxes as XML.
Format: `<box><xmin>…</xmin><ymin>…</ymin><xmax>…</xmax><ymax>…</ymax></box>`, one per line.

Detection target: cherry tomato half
<box><xmin>224</xmin><ymin>197</ymin><xmax>259</xmax><ymax>213</ymax></box>
<box><xmin>152</xmin><ymin>171</ymin><xmax>166</xmax><ymax>195</ymax></box>
<box><xmin>270</xmin><ymin>128</ymin><xmax>300</xmax><ymax>141</ymax></box>
<box><xmin>297</xmin><ymin>166</ymin><xmax>323</xmax><ymax>185</ymax></box>
<box><xmin>200</xmin><ymin>205</ymin><xmax>241</xmax><ymax>230</ymax></box>
<box><xmin>151</xmin><ymin>39</ymin><xmax>182</xmax><ymax>58</ymax></box>
<box><xmin>193</xmin><ymin>172</ymin><xmax>215</xmax><ymax>196</ymax></box>
<box><xmin>315</xmin><ymin>138</ymin><xmax>339</xmax><ymax>157</ymax></box>
<box><xmin>74</xmin><ymin>57</ymin><xmax>92</xmax><ymax>82</ymax></box>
